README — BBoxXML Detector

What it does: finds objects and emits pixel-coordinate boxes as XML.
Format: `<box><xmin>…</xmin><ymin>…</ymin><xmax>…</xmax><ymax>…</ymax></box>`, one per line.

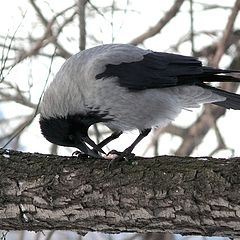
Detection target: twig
<box><xmin>45</xmin><ymin>231</ymin><xmax>55</xmax><ymax>240</ymax></box>
<box><xmin>209</xmin><ymin>122</ymin><xmax>234</xmax><ymax>156</ymax></box>
<box><xmin>78</xmin><ymin>0</ymin><xmax>88</xmax><ymax>50</ymax></box>
<box><xmin>175</xmin><ymin>105</ymin><xmax>225</xmax><ymax>156</ymax></box>
<box><xmin>29</xmin><ymin>0</ymin><xmax>75</xmax><ymax>58</ymax></box>
<box><xmin>87</xmin><ymin>0</ymin><xmax>109</xmax><ymax>21</ymax></box>
<box><xmin>29</xmin><ymin>0</ymin><xmax>48</xmax><ymax>26</ymax></box>
<box><xmin>168</xmin><ymin>30</ymin><xmax>220</xmax><ymax>52</ymax></box>
<box><xmin>189</xmin><ymin>0</ymin><xmax>195</xmax><ymax>55</ymax></box>
<box><xmin>0</xmin><ymin>12</ymin><xmax>26</xmax><ymax>82</ymax></box>
<box><xmin>0</xmin><ymin>114</ymin><xmax>34</xmax><ymax>146</ymax></box>
<box><xmin>194</xmin><ymin>30</ymin><xmax>240</xmax><ymax>58</ymax></box>
<box><xmin>1</xmin><ymin>48</ymin><xmax>56</xmax><ymax>148</ymax></box>
<box><xmin>195</xmin><ymin>2</ymin><xmax>233</xmax><ymax>11</ymax></box>
<box><xmin>110</xmin><ymin>0</ymin><xmax>115</xmax><ymax>43</ymax></box>
<box><xmin>142</xmin><ymin>125</ymin><xmax>187</xmax><ymax>156</ymax></box>
<box><xmin>0</xmin><ymin>91</ymin><xmax>37</xmax><ymax>109</ymax></box>
<box><xmin>50</xmin><ymin>144</ymin><xmax>58</xmax><ymax>155</ymax></box>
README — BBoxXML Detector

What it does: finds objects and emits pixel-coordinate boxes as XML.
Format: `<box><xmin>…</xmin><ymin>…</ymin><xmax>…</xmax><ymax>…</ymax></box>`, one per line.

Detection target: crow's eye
<box><xmin>68</xmin><ymin>134</ymin><xmax>75</xmax><ymax>142</ymax></box>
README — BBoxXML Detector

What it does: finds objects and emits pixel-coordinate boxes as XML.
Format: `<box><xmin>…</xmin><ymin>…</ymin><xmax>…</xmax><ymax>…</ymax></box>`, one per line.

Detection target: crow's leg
<box><xmin>98</xmin><ymin>131</ymin><xmax>123</xmax><ymax>148</ymax></box>
<box><xmin>108</xmin><ymin>129</ymin><xmax>151</xmax><ymax>167</ymax></box>
<box><xmin>121</xmin><ymin>128</ymin><xmax>151</xmax><ymax>157</ymax></box>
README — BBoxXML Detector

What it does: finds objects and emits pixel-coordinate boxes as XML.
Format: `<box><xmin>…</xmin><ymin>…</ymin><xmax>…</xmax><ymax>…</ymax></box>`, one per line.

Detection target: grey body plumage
<box><xmin>39</xmin><ymin>44</ymin><xmax>240</xmax><ymax>158</ymax></box>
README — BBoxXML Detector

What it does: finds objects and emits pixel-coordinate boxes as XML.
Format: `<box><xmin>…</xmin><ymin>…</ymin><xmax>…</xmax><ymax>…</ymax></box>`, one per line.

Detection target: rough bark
<box><xmin>0</xmin><ymin>149</ymin><xmax>240</xmax><ymax>237</ymax></box>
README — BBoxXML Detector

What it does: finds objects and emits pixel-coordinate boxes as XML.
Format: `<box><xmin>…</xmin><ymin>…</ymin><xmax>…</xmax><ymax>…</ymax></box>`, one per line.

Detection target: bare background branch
<box><xmin>129</xmin><ymin>0</ymin><xmax>185</xmax><ymax>45</ymax></box>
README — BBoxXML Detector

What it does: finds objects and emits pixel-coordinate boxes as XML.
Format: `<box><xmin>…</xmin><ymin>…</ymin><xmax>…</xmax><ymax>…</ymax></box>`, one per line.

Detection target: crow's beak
<box><xmin>76</xmin><ymin>135</ymin><xmax>105</xmax><ymax>158</ymax></box>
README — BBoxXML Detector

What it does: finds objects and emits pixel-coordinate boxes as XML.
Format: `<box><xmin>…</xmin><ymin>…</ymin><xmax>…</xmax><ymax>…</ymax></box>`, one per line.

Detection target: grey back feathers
<box><xmin>40</xmin><ymin>44</ymin><xmax>147</xmax><ymax>120</ymax></box>
<box><xmin>40</xmin><ymin>44</ymin><xmax>240</xmax><ymax>132</ymax></box>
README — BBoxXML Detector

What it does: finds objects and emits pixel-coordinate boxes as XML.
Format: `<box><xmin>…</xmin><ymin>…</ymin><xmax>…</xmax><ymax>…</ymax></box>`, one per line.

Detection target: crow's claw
<box><xmin>107</xmin><ymin>149</ymin><xmax>135</xmax><ymax>169</ymax></box>
<box><xmin>108</xmin><ymin>149</ymin><xmax>135</xmax><ymax>160</ymax></box>
<box><xmin>72</xmin><ymin>150</ymin><xmax>89</xmax><ymax>158</ymax></box>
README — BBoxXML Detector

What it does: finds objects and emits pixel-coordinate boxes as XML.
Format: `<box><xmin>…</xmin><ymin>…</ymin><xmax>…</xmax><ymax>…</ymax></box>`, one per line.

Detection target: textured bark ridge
<box><xmin>0</xmin><ymin>149</ymin><xmax>240</xmax><ymax>237</ymax></box>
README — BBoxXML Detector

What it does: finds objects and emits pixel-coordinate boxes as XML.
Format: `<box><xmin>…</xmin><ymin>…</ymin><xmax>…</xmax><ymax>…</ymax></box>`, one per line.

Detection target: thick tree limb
<box><xmin>1</xmin><ymin>149</ymin><xmax>240</xmax><ymax>237</ymax></box>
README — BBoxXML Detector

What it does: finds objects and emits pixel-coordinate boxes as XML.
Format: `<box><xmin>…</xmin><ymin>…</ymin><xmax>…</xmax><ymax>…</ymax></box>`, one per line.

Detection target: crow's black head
<box><xmin>39</xmin><ymin>113</ymin><xmax>106</xmax><ymax>158</ymax></box>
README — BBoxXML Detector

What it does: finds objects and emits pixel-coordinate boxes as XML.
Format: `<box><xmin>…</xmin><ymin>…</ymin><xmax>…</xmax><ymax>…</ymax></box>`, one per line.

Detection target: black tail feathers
<box><xmin>200</xmin><ymin>67</ymin><xmax>240</xmax><ymax>83</ymax></box>
<box><xmin>197</xmin><ymin>67</ymin><xmax>240</xmax><ymax>110</ymax></box>
<box><xmin>199</xmin><ymin>83</ymin><xmax>240</xmax><ymax>110</ymax></box>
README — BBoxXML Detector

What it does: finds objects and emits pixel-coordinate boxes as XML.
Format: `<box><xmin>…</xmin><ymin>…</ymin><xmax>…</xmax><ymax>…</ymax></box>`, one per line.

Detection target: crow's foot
<box><xmin>106</xmin><ymin>149</ymin><xmax>135</xmax><ymax>169</ymax></box>
<box><xmin>72</xmin><ymin>150</ymin><xmax>90</xmax><ymax>158</ymax></box>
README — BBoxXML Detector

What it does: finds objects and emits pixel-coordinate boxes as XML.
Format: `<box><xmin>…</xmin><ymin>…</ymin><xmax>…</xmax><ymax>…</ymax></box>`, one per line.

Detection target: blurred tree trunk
<box><xmin>1</xmin><ymin>149</ymin><xmax>240</xmax><ymax>237</ymax></box>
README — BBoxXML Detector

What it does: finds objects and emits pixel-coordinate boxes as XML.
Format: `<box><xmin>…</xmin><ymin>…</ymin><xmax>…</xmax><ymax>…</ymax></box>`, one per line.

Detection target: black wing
<box><xmin>96</xmin><ymin>51</ymin><xmax>238</xmax><ymax>90</ymax></box>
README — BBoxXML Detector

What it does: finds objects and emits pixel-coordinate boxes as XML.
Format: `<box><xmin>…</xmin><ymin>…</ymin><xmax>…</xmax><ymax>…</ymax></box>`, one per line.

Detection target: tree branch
<box><xmin>1</xmin><ymin>149</ymin><xmax>240</xmax><ymax>237</ymax></box>
<box><xmin>78</xmin><ymin>0</ymin><xmax>88</xmax><ymax>51</ymax></box>
<box><xmin>29</xmin><ymin>0</ymin><xmax>75</xmax><ymax>59</ymax></box>
<box><xmin>129</xmin><ymin>0</ymin><xmax>185</xmax><ymax>45</ymax></box>
<box><xmin>211</xmin><ymin>0</ymin><xmax>240</xmax><ymax>66</ymax></box>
